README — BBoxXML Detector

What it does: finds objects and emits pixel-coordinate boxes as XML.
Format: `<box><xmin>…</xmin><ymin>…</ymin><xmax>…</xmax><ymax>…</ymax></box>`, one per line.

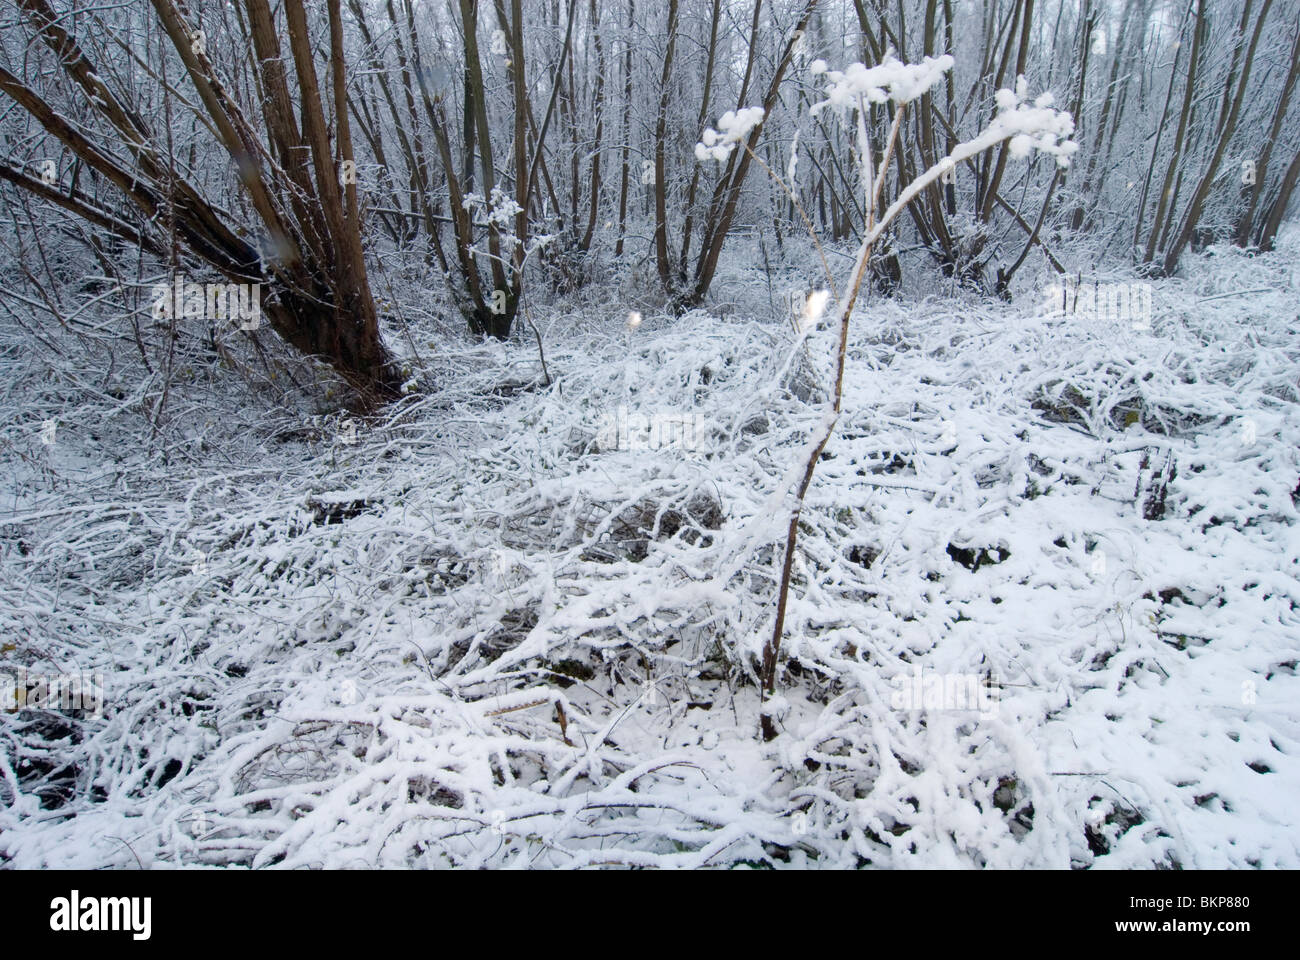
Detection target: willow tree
<box><xmin>0</xmin><ymin>0</ymin><xmax>400</xmax><ymax>402</ymax></box>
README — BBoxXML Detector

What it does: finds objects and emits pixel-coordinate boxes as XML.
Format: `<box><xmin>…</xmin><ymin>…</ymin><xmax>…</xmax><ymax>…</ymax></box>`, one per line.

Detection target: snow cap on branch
<box><xmin>695</xmin><ymin>106</ymin><xmax>766</xmax><ymax>162</ymax></box>
<box><xmin>988</xmin><ymin>77</ymin><xmax>1078</xmax><ymax>168</ymax></box>
<box><xmin>810</xmin><ymin>51</ymin><xmax>954</xmax><ymax>112</ymax></box>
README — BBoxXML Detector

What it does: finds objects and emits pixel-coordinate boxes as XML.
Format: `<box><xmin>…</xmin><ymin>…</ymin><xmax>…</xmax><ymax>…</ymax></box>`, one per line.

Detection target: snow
<box><xmin>987</xmin><ymin>78</ymin><xmax>1078</xmax><ymax>168</ymax></box>
<box><xmin>3</xmin><ymin>0</ymin><xmax>1297</xmax><ymax>877</ymax></box>
<box><xmin>2</xmin><ymin>228</ymin><xmax>1297</xmax><ymax>868</ymax></box>
<box><xmin>696</xmin><ymin>107</ymin><xmax>767</xmax><ymax>162</ymax></box>
<box><xmin>811</xmin><ymin>52</ymin><xmax>955</xmax><ymax>110</ymax></box>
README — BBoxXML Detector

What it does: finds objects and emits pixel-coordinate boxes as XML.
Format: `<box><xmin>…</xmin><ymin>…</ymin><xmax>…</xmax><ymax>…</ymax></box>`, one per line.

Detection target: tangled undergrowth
<box><xmin>2</xmin><ymin>237</ymin><xmax>1297</xmax><ymax>868</ymax></box>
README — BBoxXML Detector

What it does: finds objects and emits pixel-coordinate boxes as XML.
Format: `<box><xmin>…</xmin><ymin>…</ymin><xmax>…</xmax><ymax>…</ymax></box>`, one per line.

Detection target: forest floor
<box><xmin>2</xmin><ymin>231</ymin><xmax>1298</xmax><ymax>868</ymax></box>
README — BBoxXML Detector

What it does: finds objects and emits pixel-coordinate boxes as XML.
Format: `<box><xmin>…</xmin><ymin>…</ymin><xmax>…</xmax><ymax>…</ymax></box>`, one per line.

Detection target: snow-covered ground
<box><xmin>2</xmin><ymin>231</ymin><xmax>1297</xmax><ymax>868</ymax></box>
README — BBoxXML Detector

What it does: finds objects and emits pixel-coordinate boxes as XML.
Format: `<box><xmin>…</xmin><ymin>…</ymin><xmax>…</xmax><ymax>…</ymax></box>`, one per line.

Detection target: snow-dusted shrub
<box><xmin>696</xmin><ymin>53</ymin><xmax>1078</xmax><ymax>738</ymax></box>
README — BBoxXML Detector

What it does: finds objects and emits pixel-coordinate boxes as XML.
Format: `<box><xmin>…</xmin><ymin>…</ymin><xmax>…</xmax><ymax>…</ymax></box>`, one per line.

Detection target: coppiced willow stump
<box><xmin>0</xmin><ymin>0</ymin><xmax>400</xmax><ymax>402</ymax></box>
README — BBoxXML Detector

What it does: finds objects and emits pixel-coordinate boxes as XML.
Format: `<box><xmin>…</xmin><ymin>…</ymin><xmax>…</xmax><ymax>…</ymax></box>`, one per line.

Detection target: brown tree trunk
<box><xmin>579</xmin><ymin>0</ymin><xmax>607</xmax><ymax>252</ymax></box>
<box><xmin>652</xmin><ymin>0</ymin><xmax>680</xmax><ymax>289</ymax></box>
<box><xmin>1162</xmin><ymin>0</ymin><xmax>1273</xmax><ymax>275</ymax></box>
<box><xmin>686</xmin><ymin>0</ymin><xmax>821</xmax><ymax>307</ymax></box>
<box><xmin>1142</xmin><ymin>0</ymin><xmax>1206</xmax><ymax>268</ymax></box>
<box><xmin>2</xmin><ymin>0</ymin><xmax>400</xmax><ymax>402</ymax></box>
<box><xmin>615</xmin><ymin>0</ymin><xmax>635</xmax><ymax>258</ymax></box>
<box><xmin>1235</xmin><ymin>23</ymin><xmax>1300</xmax><ymax>246</ymax></box>
<box><xmin>1257</xmin><ymin>146</ymin><xmax>1300</xmax><ymax>251</ymax></box>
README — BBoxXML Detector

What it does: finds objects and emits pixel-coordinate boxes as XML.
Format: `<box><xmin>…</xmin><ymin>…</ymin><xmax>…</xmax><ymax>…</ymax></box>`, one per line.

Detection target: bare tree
<box><xmin>1</xmin><ymin>0</ymin><xmax>400</xmax><ymax>402</ymax></box>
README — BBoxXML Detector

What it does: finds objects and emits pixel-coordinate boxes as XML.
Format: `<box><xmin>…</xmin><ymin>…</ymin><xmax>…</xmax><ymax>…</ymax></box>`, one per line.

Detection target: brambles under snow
<box><xmin>2</xmin><ymin>232</ymin><xmax>1297</xmax><ymax>868</ymax></box>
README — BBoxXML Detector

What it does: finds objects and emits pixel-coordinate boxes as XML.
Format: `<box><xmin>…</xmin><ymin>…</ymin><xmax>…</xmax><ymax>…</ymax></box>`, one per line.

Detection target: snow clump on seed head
<box><xmin>810</xmin><ymin>51</ymin><xmax>955</xmax><ymax>114</ymax></box>
<box><xmin>989</xmin><ymin>76</ymin><xmax>1079</xmax><ymax>167</ymax></box>
<box><xmin>695</xmin><ymin>106</ymin><xmax>767</xmax><ymax>162</ymax></box>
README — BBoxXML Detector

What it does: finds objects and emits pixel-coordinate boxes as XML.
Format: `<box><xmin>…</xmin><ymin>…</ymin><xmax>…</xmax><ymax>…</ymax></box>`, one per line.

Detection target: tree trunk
<box><xmin>2</xmin><ymin>0</ymin><xmax>400</xmax><ymax>402</ymax></box>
